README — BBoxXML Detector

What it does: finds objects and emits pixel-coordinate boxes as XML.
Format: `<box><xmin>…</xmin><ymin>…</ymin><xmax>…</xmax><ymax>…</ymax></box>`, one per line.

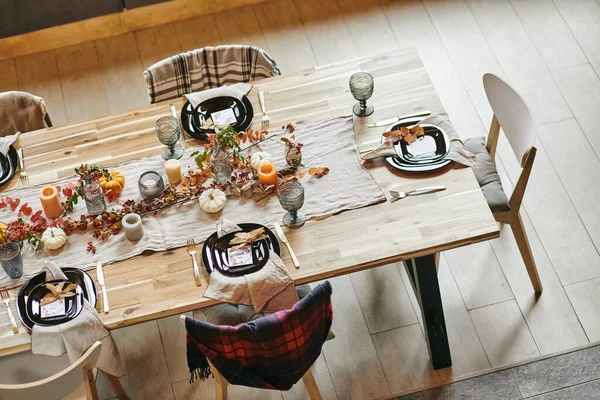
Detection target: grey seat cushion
<box><xmin>464</xmin><ymin>136</ymin><xmax>510</xmax><ymax>213</ymax></box>
<box><xmin>202</xmin><ymin>284</ymin><xmax>313</xmax><ymax>326</ymax></box>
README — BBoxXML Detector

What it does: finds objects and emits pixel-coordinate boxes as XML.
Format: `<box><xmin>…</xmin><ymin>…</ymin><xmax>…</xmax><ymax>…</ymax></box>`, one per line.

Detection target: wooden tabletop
<box><xmin>0</xmin><ymin>48</ymin><xmax>499</xmax><ymax>356</ymax></box>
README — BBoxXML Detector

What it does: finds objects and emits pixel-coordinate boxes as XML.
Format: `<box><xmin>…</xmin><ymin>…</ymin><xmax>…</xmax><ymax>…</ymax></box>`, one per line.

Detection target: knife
<box><xmin>96</xmin><ymin>261</ymin><xmax>109</xmax><ymax>313</ymax></box>
<box><xmin>367</xmin><ymin>110</ymin><xmax>432</xmax><ymax>128</ymax></box>
<box><xmin>274</xmin><ymin>222</ymin><xmax>300</xmax><ymax>269</ymax></box>
<box><xmin>171</xmin><ymin>104</ymin><xmax>185</xmax><ymax>149</ymax></box>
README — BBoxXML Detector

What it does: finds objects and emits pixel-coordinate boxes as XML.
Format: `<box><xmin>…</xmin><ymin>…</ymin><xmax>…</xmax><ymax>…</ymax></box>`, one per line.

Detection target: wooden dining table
<box><xmin>0</xmin><ymin>48</ymin><xmax>499</xmax><ymax>370</ymax></box>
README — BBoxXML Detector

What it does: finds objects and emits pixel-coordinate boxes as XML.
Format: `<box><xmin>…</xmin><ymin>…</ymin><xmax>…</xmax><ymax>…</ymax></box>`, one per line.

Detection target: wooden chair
<box><xmin>179</xmin><ymin>315</ymin><xmax>323</xmax><ymax>400</ymax></box>
<box><xmin>0</xmin><ymin>342</ymin><xmax>128</xmax><ymax>400</ymax></box>
<box><xmin>0</xmin><ymin>91</ymin><xmax>52</xmax><ymax>137</ymax></box>
<box><xmin>482</xmin><ymin>73</ymin><xmax>542</xmax><ymax>294</ymax></box>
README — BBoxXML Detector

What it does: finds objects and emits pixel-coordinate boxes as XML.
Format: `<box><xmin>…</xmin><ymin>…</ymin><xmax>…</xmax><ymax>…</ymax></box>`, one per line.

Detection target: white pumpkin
<box><xmin>199</xmin><ymin>188</ymin><xmax>227</xmax><ymax>213</ymax></box>
<box><xmin>41</xmin><ymin>227</ymin><xmax>67</xmax><ymax>250</ymax></box>
<box><xmin>250</xmin><ymin>151</ymin><xmax>273</xmax><ymax>170</ymax></box>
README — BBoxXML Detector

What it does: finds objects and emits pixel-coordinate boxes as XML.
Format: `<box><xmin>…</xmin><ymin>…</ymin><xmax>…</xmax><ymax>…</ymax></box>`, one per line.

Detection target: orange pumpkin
<box><xmin>99</xmin><ymin>170</ymin><xmax>125</xmax><ymax>194</ymax></box>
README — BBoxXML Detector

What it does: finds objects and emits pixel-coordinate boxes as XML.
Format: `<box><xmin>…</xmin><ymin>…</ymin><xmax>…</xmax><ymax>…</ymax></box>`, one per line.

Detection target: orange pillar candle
<box><xmin>39</xmin><ymin>186</ymin><xmax>63</xmax><ymax>219</ymax></box>
<box><xmin>258</xmin><ymin>162</ymin><xmax>278</xmax><ymax>188</ymax></box>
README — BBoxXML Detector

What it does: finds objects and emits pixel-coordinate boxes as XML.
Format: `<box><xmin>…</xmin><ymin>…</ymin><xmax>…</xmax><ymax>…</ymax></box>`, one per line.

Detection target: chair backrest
<box><xmin>0</xmin><ymin>341</ymin><xmax>102</xmax><ymax>400</ymax></box>
<box><xmin>483</xmin><ymin>73</ymin><xmax>535</xmax><ymax>165</ymax></box>
<box><xmin>143</xmin><ymin>45</ymin><xmax>281</xmax><ymax>104</ymax></box>
<box><xmin>0</xmin><ymin>91</ymin><xmax>52</xmax><ymax>137</ymax></box>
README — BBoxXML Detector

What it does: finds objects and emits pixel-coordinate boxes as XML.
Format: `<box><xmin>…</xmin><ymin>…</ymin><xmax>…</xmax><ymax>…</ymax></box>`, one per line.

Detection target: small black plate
<box><xmin>25</xmin><ymin>280</ymin><xmax>84</xmax><ymax>327</ymax></box>
<box><xmin>180</xmin><ymin>95</ymin><xmax>254</xmax><ymax>140</ymax></box>
<box><xmin>17</xmin><ymin>268</ymin><xmax>97</xmax><ymax>330</ymax></box>
<box><xmin>202</xmin><ymin>223</ymin><xmax>280</xmax><ymax>277</ymax></box>
<box><xmin>0</xmin><ymin>146</ymin><xmax>18</xmax><ymax>186</ymax></box>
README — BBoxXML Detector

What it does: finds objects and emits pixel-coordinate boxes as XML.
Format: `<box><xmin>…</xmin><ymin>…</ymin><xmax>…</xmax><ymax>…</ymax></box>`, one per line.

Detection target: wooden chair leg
<box><xmin>208</xmin><ymin>360</ymin><xmax>228</xmax><ymax>400</ymax></box>
<box><xmin>302</xmin><ymin>369</ymin><xmax>323</xmax><ymax>400</ymax></box>
<box><xmin>434</xmin><ymin>252</ymin><xmax>440</xmax><ymax>273</ymax></box>
<box><xmin>509</xmin><ymin>212</ymin><xmax>543</xmax><ymax>294</ymax></box>
<box><xmin>83</xmin><ymin>365</ymin><xmax>99</xmax><ymax>400</ymax></box>
<box><xmin>101</xmin><ymin>371</ymin><xmax>128</xmax><ymax>400</ymax></box>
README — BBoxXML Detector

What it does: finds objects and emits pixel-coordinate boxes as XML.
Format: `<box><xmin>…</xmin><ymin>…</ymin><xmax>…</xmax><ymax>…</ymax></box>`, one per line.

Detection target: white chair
<box><xmin>466</xmin><ymin>73</ymin><xmax>542</xmax><ymax>294</ymax></box>
<box><xmin>0</xmin><ymin>342</ymin><xmax>128</xmax><ymax>400</ymax></box>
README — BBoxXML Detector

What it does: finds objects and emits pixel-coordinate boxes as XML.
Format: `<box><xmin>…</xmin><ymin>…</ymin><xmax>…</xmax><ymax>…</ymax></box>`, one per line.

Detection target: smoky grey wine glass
<box><xmin>278</xmin><ymin>181</ymin><xmax>306</xmax><ymax>229</ymax></box>
<box><xmin>0</xmin><ymin>242</ymin><xmax>23</xmax><ymax>280</ymax></box>
<box><xmin>155</xmin><ymin>116</ymin><xmax>184</xmax><ymax>160</ymax></box>
<box><xmin>349</xmin><ymin>72</ymin><xmax>374</xmax><ymax>117</ymax></box>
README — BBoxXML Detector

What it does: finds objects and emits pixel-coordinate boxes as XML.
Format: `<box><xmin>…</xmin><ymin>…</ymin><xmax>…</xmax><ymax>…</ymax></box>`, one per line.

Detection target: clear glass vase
<box><xmin>83</xmin><ymin>177</ymin><xmax>106</xmax><ymax>216</ymax></box>
<box><xmin>285</xmin><ymin>146</ymin><xmax>302</xmax><ymax>167</ymax></box>
<box><xmin>211</xmin><ymin>142</ymin><xmax>232</xmax><ymax>185</ymax></box>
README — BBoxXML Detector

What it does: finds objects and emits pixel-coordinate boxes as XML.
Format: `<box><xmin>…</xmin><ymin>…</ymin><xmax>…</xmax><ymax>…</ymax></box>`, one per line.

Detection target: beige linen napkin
<box><xmin>0</xmin><ymin>132</ymin><xmax>19</xmax><ymax>156</ymax></box>
<box><xmin>31</xmin><ymin>261</ymin><xmax>124</xmax><ymax>377</ymax></box>
<box><xmin>203</xmin><ymin>220</ymin><xmax>298</xmax><ymax>313</ymax></box>
<box><xmin>362</xmin><ymin>113</ymin><xmax>477</xmax><ymax>167</ymax></box>
<box><xmin>184</xmin><ymin>82</ymin><xmax>252</xmax><ymax>108</ymax></box>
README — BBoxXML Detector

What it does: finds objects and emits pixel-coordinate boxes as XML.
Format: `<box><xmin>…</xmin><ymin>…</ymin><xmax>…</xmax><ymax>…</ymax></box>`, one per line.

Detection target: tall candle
<box><xmin>39</xmin><ymin>186</ymin><xmax>62</xmax><ymax>219</ymax></box>
<box><xmin>122</xmin><ymin>213</ymin><xmax>144</xmax><ymax>241</ymax></box>
<box><xmin>258</xmin><ymin>162</ymin><xmax>278</xmax><ymax>188</ymax></box>
<box><xmin>164</xmin><ymin>159</ymin><xmax>182</xmax><ymax>184</ymax></box>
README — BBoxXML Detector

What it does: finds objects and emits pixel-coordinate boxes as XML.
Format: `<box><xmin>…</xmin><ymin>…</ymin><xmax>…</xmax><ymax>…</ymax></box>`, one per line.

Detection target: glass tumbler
<box><xmin>0</xmin><ymin>242</ymin><xmax>23</xmax><ymax>279</ymax></box>
<box><xmin>156</xmin><ymin>116</ymin><xmax>184</xmax><ymax>160</ymax></box>
<box><xmin>349</xmin><ymin>72</ymin><xmax>375</xmax><ymax>117</ymax></box>
<box><xmin>278</xmin><ymin>181</ymin><xmax>306</xmax><ymax>229</ymax></box>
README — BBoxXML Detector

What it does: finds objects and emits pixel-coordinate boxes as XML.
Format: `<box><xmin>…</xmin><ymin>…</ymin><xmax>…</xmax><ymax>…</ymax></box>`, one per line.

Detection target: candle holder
<box><xmin>138</xmin><ymin>171</ymin><xmax>165</xmax><ymax>200</ymax></box>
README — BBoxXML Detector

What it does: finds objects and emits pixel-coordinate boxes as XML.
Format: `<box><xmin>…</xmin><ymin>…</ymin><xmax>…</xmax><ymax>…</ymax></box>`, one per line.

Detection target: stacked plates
<box><xmin>383</xmin><ymin>118</ymin><xmax>451</xmax><ymax>172</ymax></box>
<box><xmin>17</xmin><ymin>268</ymin><xmax>97</xmax><ymax>330</ymax></box>
<box><xmin>202</xmin><ymin>223</ymin><xmax>281</xmax><ymax>277</ymax></box>
<box><xmin>180</xmin><ymin>95</ymin><xmax>254</xmax><ymax>140</ymax></box>
<box><xmin>0</xmin><ymin>146</ymin><xmax>18</xmax><ymax>186</ymax></box>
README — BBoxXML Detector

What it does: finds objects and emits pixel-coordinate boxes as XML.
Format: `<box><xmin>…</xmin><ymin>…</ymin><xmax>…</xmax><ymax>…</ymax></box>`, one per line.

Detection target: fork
<box><xmin>258</xmin><ymin>91</ymin><xmax>270</xmax><ymax>128</ymax></box>
<box><xmin>17</xmin><ymin>147</ymin><xmax>27</xmax><ymax>183</ymax></box>
<box><xmin>186</xmin><ymin>239</ymin><xmax>202</xmax><ymax>287</ymax></box>
<box><xmin>1</xmin><ymin>289</ymin><xmax>19</xmax><ymax>334</ymax></box>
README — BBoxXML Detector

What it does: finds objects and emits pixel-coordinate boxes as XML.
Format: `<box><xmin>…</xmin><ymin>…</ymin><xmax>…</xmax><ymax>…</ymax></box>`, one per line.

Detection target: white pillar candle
<box><xmin>164</xmin><ymin>159</ymin><xmax>182</xmax><ymax>184</ymax></box>
<box><xmin>122</xmin><ymin>213</ymin><xmax>144</xmax><ymax>241</ymax></box>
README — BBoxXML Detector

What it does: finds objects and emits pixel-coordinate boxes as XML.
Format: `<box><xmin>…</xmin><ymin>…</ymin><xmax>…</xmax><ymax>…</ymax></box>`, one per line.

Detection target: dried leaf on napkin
<box><xmin>41</xmin><ymin>282</ymin><xmax>77</xmax><ymax>306</ymax></box>
<box><xmin>229</xmin><ymin>227</ymin><xmax>268</xmax><ymax>250</ymax></box>
<box><xmin>308</xmin><ymin>167</ymin><xmax>330</xmax><ymax>178</ymax></box>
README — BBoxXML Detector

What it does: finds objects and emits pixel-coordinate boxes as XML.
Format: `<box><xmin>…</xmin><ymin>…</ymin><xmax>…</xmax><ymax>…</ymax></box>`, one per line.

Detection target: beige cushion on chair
<box><xmin>464</xmin><ymin>136</ymin><xmax>510</xmax><ymax>213</ymax></box>
<box><xmin>0</xmin><ymin>91</ymin><xmax>52</xmax><ymax>137</ymax></box>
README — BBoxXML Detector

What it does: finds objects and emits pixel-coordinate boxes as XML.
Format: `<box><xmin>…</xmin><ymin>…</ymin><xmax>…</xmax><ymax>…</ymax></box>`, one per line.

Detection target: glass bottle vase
<box><xmin>211</xmin><ymin>143</ymin><xmax>232</xmax><ymax>185</ymax></box>
<box><xmin>83</xmin><ymin>177</ymin><xmax>106</xmax><ymax>216</ymax></box>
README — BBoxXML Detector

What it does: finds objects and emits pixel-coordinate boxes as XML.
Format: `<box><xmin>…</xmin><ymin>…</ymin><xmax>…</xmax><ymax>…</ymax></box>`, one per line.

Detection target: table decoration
<box><xmin>0</xmin><ymin>117</ymin><xmax>386</xmax><ymax>288</ymax></box>
<box><xmin>121</xmin><ymin>213</ymin><xmax>143</xmax><ymax>241</ymax></box>
<box><xmin>283</xmin><ymin>134</ymin><xmax>303</xmax><ymax>167</ymax></box>
<box><xmin>199</xmin><ymin>188</ymin><xmax>226</xmax><ymax>213</ymax></box>
<box><xmin>249</xmin><ymin>151</ymin><xmax>273</xmax><ymax>170</ymax></box>
<box><xmin>82</xmin><ymin>175</ymin><xmax>106</xmax><ymax>216</ymax></box>
<box><xmin>98</xmin><ymin>170</ymin><xmax>125</xmax><ymax>195</ymax></box>
<box><xmin>164</xmin><ymin>159</ymin><xmax>182</xmax><ymax>184</ymax></box>
<box><xmin>41</xmin><ymin>227</ymin><xmax>66</xmax><ymax>250</ymax></box>
<box><xmin>39</xmin><ymin>186</ymin><xmax>62</xmax><ymax>219</ymax></box>
<box><xmin>0</xmin><ymin>242</ymin><xmax>22</xmax><ymax>279</ymax></box>
<box><xmin>257</xmin><ymin>162</ymin><xmax>278</xmax><ymax>188</ymax></box>
<box><xmin>138</xmin><ymin>171</ymin><xmax>165</xmax><ymax>199</ymax></box>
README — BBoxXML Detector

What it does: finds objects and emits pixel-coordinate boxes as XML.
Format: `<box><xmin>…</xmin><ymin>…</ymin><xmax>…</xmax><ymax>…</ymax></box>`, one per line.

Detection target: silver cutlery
<box><xmin>274</xmin><ymin>222</ymin><xmax>300</xmax><ymax>269</ymax></box>
<box><xmin>0</xmin><ymin>289</ymin><xmax>18</xmax><ymax>334</ymax></box>
<box><xmin>186</xmin><ymin>239</ymin><xmax>203</xmax><ymax>286</ymax></box>
<box><xmin>368</xmin><ymin>110</ymin><xmax>432</xmax><ymax>128</ymax></box>
<box><xmin>170</xmin><ymin>104</ymin><xmax>185</xmax><ymax>150</ymax></box>
<box><xmin>17</xmin><ymin>146</ymin><xmax>27</xmax><ymax>183</ymax></box>
<box><xmin>258</xmin><ymin>91</ymin><xmax>270</xmax><ymax>128</ymax></box>
<box><xmin>96</xmin><ymin>261</ymin><xmax>109</xmax><ymax>314</ymax></box>
<box><xmin>390</xmin><ymin>185</ymin><xmax>446</xmax><ymax>202</ymax></box>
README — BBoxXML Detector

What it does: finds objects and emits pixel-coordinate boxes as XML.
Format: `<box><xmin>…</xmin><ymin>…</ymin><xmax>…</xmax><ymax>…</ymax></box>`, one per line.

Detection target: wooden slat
<box><xmin>215</xmin><ymin>6</ymin><xmax>268</xmax><ymax>49</ymax></box>
<box><xmin>14</xmin><ymin>51</ymin><xmax>68</xmax><ymax>126</ymax></box>
<box><xmin>0</xmin><ymin>51</ymin><xmax>499</xmax><ymax>356</ymax></box>
<box><xmin>135</xmin><ymin>24</ymin><xmax>183</xmax><ymax>69</ymax></box>
<box><xmin>0</xmin><ymin>59</ymin><xmax>18</xmax><ymax>92</ymax></box>
<box><xmin>55</xmin><ymin>43</ymin><xmax>111</xmax><ymax>122</ymax></box>
<box><xmin>174</xmin><ymin>14</ymin><xmax>223</xmax><ymax>51</ymax></box>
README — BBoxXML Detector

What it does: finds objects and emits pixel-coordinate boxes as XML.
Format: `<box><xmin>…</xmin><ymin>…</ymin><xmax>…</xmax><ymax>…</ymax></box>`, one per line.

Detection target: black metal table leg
<box><xmin>404</xmin><ymin>254</ymin><xmax>452</xmax><ymax>369</ymax></box>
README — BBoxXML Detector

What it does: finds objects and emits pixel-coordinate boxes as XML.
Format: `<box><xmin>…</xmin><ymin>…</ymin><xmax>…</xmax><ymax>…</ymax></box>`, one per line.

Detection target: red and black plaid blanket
<box><xmin>184</xmin><ymin>281</ymin><xmax>333</xmax><ymax>390</ymax></box>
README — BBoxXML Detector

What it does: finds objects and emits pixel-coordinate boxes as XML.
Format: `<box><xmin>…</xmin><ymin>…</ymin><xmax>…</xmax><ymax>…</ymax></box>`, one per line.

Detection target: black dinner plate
<box><xmin>25</xmin><ymin>280</ymin><xmax>85</xmax><ymax>327</ymax></box>
<box><xmin>180</xmin><ymin>95</ymin><xmax>254</xmax><ymax>140</ymax></box>
<box><xmin>383</xmin><ymin>118</ymin><xmax>451</xmax><ymax>172</ymax></box>
<box><xmin>202</xmin><ymin>223</ymin><xmax>280</xmax><ymax>277</ymax></box>
<box><xmin>17</xmin><ymin>268</ymin><xmax>97</xmax><ymax>330</ymax></box>
<box><xmin>0</xmin><ymin>146</ymin><xmax>18</xmax><ymax>186</ymax></box>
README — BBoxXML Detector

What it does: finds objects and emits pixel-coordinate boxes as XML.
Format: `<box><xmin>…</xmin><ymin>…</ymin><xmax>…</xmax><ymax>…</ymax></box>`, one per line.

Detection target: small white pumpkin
<box><xmin>250</xmin><ymin>151</ymin><xmax>273</xmax><ymax>170</ymax></box>
<box><xmin>199</xmin><ymin>188</ymin><xmax>227</xmax><ymax>213</ymax></box>
<box><xmin>41</xmin><ymin>227</ymin><xmax>67</xmax><ymax>250</ymax></box>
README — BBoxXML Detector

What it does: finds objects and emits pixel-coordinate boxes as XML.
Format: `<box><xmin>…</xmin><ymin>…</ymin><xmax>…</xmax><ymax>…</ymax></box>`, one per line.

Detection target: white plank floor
<box><xmin>1</xmin><ymin>0</ymin><xmax>599</xmax><ymax>398</ymax></box>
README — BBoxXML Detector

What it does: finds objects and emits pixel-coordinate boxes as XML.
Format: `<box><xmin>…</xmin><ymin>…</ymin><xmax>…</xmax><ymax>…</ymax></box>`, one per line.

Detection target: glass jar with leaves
<box><xmin>282</xmin><ymin>134</ymin><xmax>303</xmax><ymax>167</ymax></box>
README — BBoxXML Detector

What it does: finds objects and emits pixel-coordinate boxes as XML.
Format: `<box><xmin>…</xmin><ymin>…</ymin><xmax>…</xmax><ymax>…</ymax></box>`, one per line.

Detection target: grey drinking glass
<box><xmin>278</xmin><ymin>181</ymin><xmax>306</xmax><ymax>229</ymax></box>
<box><xmin>156</xmin><ymin>116</ymin><xmax>184</xmax><ymax>160</ymax></box>
<box><xmin>349</xmin><ymin>72</ymin><xmax>375</xmax><ymax>117</ymax></box>
<box><xmin>0</xmin><ymin>242</ymin><xmax>23</xmax><ymax>280</ymax></box>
